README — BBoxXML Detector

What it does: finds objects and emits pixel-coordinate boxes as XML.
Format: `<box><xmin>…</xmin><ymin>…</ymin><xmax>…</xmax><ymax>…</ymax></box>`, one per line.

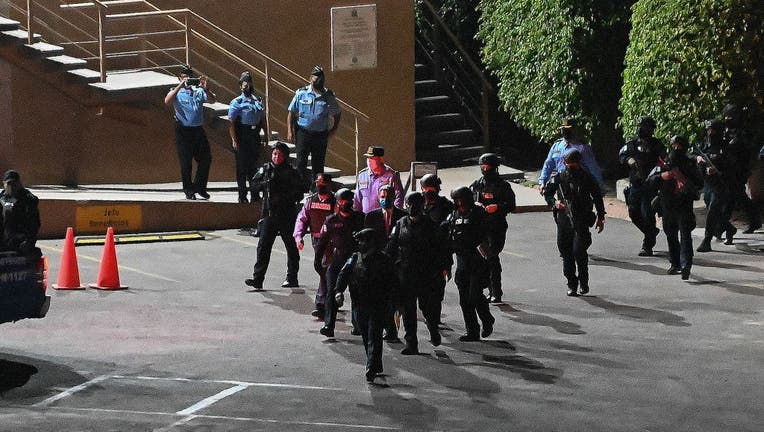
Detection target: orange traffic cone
<box><xmin>53</xmin><ymin>227</ymin><xmax>85</xmax><ymax>290</ymax></box>
<box><xmin>89</xmin><ymin>227</ymin><xmax>127</xmax><ymax>290</ymax></box>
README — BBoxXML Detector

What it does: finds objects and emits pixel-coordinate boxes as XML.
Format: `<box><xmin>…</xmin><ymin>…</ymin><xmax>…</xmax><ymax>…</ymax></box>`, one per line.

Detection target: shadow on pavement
<box><xmin>692</xmin><ymin>258</ymin><xmax>764</xmax><ymax>273</ymax></box>
<box><xmin>580</xmin><ymin>296</ymin><xmax>690</xmax><ymax>327</ymax></box>
<box><xmin>685</xmin><ymin>277</ymin><xmax>763</xmax><ymax>297</ymax></box>
<box><xmin>589</xmin><ymin>255</ymin><xmax>667</xmax><ymax>276</ymax></box>
<box><xmin>495</xmin><ymin>303</ymin><xmax>586</xmax><ymax>335</ymax></box>
<box><xmin>0</xmin><ymin>353</ymin><xmax>88</xmax><ymax>404</ymax></box>
<box><xmin>257</xmin><ymin>289</ymin><xmax>314</xmax><ymax>316</ymax></box>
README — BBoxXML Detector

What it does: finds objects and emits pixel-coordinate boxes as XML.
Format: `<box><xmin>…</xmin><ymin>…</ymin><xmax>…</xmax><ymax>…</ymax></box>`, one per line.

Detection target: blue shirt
<box><xmin>287</xmin><ymin>86</ymin><xmax>340</xmax><ymax>132</ymax></box>
<box><xmin>171</xmin><ymin>87</ymin><xmax>207</xmax><ymax>127</ymax></box>
<box><xmin>353</xmin><ymin>166</ymin><xmax>405</xmax><ymax>213</ymax></box>
<box><xmin>228</xmin><ymin>93</ymin><xmax>265</xmax><ymax>126</ymax></box>
<box><xmin>539</xmin><ymin>138</ymin><xmax>604</xmax><ymax>186</ymax></box>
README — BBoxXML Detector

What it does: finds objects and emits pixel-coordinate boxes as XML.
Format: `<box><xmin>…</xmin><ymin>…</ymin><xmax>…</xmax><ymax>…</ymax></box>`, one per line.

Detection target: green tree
<box><xmin>477</xmin><ymin>0</ymin><xmax>634</xmax><ymax>167</ymax></box>
<box><xmin>620</xmin><ymin>0</ymin><xmax>764</xmax><ymax>144</ymax></box>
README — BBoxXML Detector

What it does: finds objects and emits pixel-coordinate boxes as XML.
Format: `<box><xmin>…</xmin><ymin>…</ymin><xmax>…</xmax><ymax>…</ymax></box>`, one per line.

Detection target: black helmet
<box><xmin>637</xmin><ymin>116</ymin><xmax>656</xmax><ymax>129</ymax></box>
<box><xmin>722</xmin><ymin>103</ymin><xmax>740</xmax><ymax>120</ymax></box>
<box><xmin>563</xmin><ymin>148</ymin><xmax>582</xmax><ymax>163</ymax></box>
<box><xmin>420</xmin><ymin>173</ymin><xmax>441</xmax><ymax>190</ymax></box>
<box><xmin>670</xmin><ymin>135</ymin><xmax>688</xmax><ymax>149</ymax></box>
<box><xmin>704</xmin><ymin>119</ymin><xmax>724</xmax><ymax>131</ymax></box>
<box><xmin>479</xmin><ymin>153</ymin><xmax>500</xmax><ymax>167</ymax></box>
<box><xmin>271</xmin><ymin>141</ymin><xmax>289</xmax><ymax>155</ymax></box>
<box><xmin>353</xmin><ymin>228</ymin><xmax>377</xmax><ymax>255</ymax></box>
<box><xmin>404</xmin><ymin>192</ymin><xmax>425</xmax><ymax>216</ymax></box>
<box><xmin>336</xmin><ymin>188</ymin><xmax>354</xmax><ymax>202</ymax></box>
<box><xmin>450</xmin><ymin>186</ymin><xmax>473</xmax><ymax>203</ymax></box>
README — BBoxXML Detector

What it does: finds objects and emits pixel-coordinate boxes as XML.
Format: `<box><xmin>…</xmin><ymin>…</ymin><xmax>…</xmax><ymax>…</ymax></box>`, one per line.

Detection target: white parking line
<box><xmin>213</xmin><ymin>232</ymin><xmax>287</xmax><ymax>256</ymax></box>
<box><xmin>112</xmin><ymin>375</ymin><xmax>344</xmax><ymax>391</ymax></box>
<box><xmin>176</xmin><ymin>384</ymin><xmax>249</xmax><ymax>416</ymax></box>
<box><xmin>33</xmin><ymin>374</ymin><xmax>111</xmax><ymax>407</ymax></box>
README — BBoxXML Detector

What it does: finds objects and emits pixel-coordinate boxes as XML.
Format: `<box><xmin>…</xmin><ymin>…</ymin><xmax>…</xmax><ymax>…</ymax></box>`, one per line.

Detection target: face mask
<box><xmin>424</xmin><ymin>190</ymin><xmax>438</xmax><ymax>203</ymax></box>
<box><xmin>379</xmin><ymin>198</ymin><xmax>393</xmax><ymax>209</ymax></box>
<box><xmin>407</xmin><ymin>205</ymin><xmax>424</xmax><ymax>218</ymax></box>
<box><xmin>317</xmin><ymin>185</ymin><xmax>330</xmax><ymax>195</ymax></box>
<box><xmin>313</xmin><ymin>76</ymin><xmax>325</xmax><ymax>89</ymax></box>
<box><xmin>562</xmin><ymin>129</ymin><xmax>573</xmax><ymax>140</ymax></box>
<box><xmin>481</xmin><ymin>165</ymin><xmax>498</xmax><ymax>177</ymax></box>
<box><xmin>357</xmin><ymin>239</ymin><xmax>374</xmax><ymax>256</ymax></box>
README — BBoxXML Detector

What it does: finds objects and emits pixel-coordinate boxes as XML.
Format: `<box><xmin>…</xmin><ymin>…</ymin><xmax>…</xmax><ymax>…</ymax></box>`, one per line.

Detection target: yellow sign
<box><xmin>76</xmin><ymin>205</ymin><xmax>143</xmax><ymax>233</ymax></box>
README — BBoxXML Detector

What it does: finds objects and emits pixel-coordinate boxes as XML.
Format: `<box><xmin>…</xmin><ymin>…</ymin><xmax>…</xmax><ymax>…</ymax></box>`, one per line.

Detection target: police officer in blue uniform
<box><xmin>229</xmin><ymin>71</ymin><xmax>268</xmax><ymax>203</ymax></box>
<box><xmin>316</xmin><ymin>188</ymin><xmax>365</xmax><ymax>337</ymax></box>
<box><xmin>164</xmin><ymin>65</ymin><xmax>216</xmax><ymax>200</ymax></box>
<box><xmin>619</xmin><ymin>116</ymin><xmax>665</xmax><ymax>256</ymax></box>
<box><xmin>446</xmin><ymin>187</ymin><xmax>495</xmax><ymax>342</ymax></box>
<box><xmin>470</xmin><ymin>153</ymin><xmax>516</xmax><ymax>304</ymax></box>
<box><xmin>287</xmin><ymin>66</ymin><xmax>341</xmax><ymax>190</ymax></box>
<box><xmin>245</xmin><ymin>142</ymin><xmax>303</xmax><ymax>290</ymax></box>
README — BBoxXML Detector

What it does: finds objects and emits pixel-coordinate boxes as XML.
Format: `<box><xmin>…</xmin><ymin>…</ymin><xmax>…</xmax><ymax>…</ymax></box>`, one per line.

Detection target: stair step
<box><xmin>417</xmin><ymin>128</ymin><xmax>476</xmax><ymax>147</ymax></box>
<box><xmin>89</xmin><ymin>70</ymin><xmax>178</xmax><ymax>91</ymax></box>
<box><xmin>417</xmin><ymin>145</ymin><xmax>485</xmax><ymax>168</ymax></box>
<box><xmin>203</xmin><ymin>101</ymin><xmax>229</xmax><ymax>115</ymax></box>
<box><xmin>414</xmin><ymin>79</ymin><xmax>442</xmax><ymax>98</ymax></box>
<box><xmin>416</xmin><ymin>112</ymin><xmax>466</xmax><ymax>132</ymax></box>
<box><xmin>23</xmin><ymin>41</ymin><xmax>64</xmax><ymax>56</ymax></box>
<box><xmin>68</xmin><ymin>68</ymin><xmax>102</xmax><ymax>83</ymax></box>
<box><xmin>415</xmin><ymin>63</ymin><xmax>431</xmax><ymax>81</ymax></box>
<box><xmin>45</xmin><ymin>54</ymin><xmax>88</xmax><ymax>69</ymax></box>
<box><xmin>415</xmin><ymin>95</ymin><xmax>457</xmax><ymax>116</ymax></box>
<box><xmin>0</xmin><ymin>17</ymin><xmax>20</xmax><ymax>31</ymax></box>
<box><xmin>1</xmin><ymin>29</ymin><xmax>41</xmax><ymax>44</ymax></box>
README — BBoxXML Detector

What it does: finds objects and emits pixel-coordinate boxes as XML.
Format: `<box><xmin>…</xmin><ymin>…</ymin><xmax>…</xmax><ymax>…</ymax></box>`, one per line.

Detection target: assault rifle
<box><xmin>556</xmin><ymin>179</ymin><xmax>576</xmax><ymax>227</ymax></box>
<box><xmin>693</xmin><ymin>144</ymin><xmax>721</xmax><ymax>176</ymax></box>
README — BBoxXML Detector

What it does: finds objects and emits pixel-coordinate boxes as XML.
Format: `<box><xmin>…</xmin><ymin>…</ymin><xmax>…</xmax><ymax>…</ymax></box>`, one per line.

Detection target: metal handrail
<box><xmin>417</xmin><ymin>0</ymin><xmax>493</xmax><ymax>151</ymax></box>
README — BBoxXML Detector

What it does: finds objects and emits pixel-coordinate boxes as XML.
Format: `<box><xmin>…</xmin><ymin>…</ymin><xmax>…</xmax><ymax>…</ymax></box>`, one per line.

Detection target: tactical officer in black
<box><xmin>647</xmin><ymin>136</ymin><xmax>702</xmax><ymax>280</ymax></box>
<box><xmin>316</xmin><ymin>188</ymin><xmax>365</xmax><ymax>337</ymax></box>
<box><xmin>722</xmin><ymin>104</ymin><xmax>761</xmax><ymax>234</ymax></box>
<box><xmin>334</xmin><ymin>228</ymin><xmax>397</xmax><ymax>383</ymax></box>
<box><xmin>446</xmin><ymin>187</ymin><xmax>495</xmax><ymax>341</ymax></box>
<box><xmin>245</xmin><ymin>142</ymin><xmax>303</xmax><ymax>290</ymax></box>
<box><xmin>543</xmin><ymin>149</ymin><xmax>606</xmax><ymax>296</ymax></box>
<box><xmin>385</xmin><ymin>192</ymin><xmax>451</xmax><ymax>354</ymax></box>
<box><xmin>469</xmin><ymin>153</ymin><xmax>516</xmax><ymax>304</ymax></box>
<box><xmin>619</xmin><ymin>116</ymin><xmax>665</xmax><ymax>256</ymax></box>
<box><xmin>0</xmin><ymin>170</ymin><xmax>41</xmax><ymax>261</ymax></box>
<box><xmin>421</xmin><ymin>173</ymin><xmax>453</xmax><ymax>327</ymax></box>
<box><xmin>294</xmin><ymin>173</ymin><xmax>336</xmax><ymax>317</ymax></box>
<box><xmin>694</xmin><ymin>119</ymin><xmax>733</xmax><ymax>252</ymax></box>
<box><xmin>421</xmin><ymin>174</ymin><xmax>454</xmax><ymax>225</ymax></box>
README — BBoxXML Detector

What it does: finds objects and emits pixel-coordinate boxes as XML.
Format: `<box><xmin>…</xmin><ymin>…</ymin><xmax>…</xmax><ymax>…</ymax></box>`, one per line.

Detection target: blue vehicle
<box><xmin>0</xmin><ymin>250</ymin><xmax>50</xmax><ymax>324</ymax></box>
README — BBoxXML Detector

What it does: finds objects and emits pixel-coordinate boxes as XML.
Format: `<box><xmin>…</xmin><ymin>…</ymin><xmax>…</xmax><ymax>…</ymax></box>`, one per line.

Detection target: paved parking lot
<box><xmin>1</xmin><ymin>214</ymin><xmax>762</xmax><ymax>431</ymax></box>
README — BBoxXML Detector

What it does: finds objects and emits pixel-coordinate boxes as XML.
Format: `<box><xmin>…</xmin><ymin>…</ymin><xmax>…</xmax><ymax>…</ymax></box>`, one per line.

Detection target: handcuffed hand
<box><xmin>335</xmin><ymin>292</ymin><xmax>344</xmax><ymax>308</ymax></box>
<box><xmin>296</xmin><ymin>239</ymin><xmax>304</xmax><ymax>251</ymax></box>
<box><xmin>485</xmin><ymin>204</ymin><xmax>499</xmax><ymax>214</ymax></box>
<box><xmin>596</xmin><ymin>217</ymin><xmax>605</xmax><ymax>233</ymax></box>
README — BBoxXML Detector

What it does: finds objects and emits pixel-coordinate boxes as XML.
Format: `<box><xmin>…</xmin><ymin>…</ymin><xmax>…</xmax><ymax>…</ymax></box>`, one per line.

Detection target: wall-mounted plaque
<box><xmin>331</xmin><ymin>4</ymin><xmax>377</xmax><ymax>71</ymax></box>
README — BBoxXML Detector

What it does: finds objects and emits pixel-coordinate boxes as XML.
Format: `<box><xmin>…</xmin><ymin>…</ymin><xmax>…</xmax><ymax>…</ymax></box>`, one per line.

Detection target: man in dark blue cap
<box><xmin>286</xmin><ymin>66</ymin><xmax>341</xmax><ymax>190</ymax></box>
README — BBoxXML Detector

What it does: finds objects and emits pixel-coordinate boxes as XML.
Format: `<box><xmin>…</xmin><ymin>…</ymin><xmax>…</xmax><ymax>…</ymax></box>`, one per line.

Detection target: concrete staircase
<box><xmin>0</xmin><ymin>15</ymin><xmax>343</xmax><ymax>180</ymax></box>
<box><xmin>414</xmin><ymin>54</ymin><xmax>483</xmax><ymax>167</ymax></box>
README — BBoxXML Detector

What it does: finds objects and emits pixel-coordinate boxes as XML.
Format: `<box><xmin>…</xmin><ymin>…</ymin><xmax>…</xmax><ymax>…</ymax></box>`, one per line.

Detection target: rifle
<box><xmin>556</xmin><ymin>178</ymin><xmax>576</xmax><ymax>227</ymax></box>
<box><xmin>693</xmin><ymin>144</ymin><xmax>721</xmax><ymax>176</ymax></box>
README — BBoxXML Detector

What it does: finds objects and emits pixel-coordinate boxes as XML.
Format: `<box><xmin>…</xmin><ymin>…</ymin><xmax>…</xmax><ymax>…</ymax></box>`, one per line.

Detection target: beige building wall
<box><xmin>1</xmin><ymin>1</ymin><xmax>415</xmax><ymax>184</ymax></box>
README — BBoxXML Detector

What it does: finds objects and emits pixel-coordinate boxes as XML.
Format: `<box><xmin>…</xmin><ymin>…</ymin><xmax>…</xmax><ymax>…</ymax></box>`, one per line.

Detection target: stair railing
<box><xmin>416</xmin><ymin>0</ymin><xmax>493</xmax><ymax>151</ymax></box>
<box><xmin>5</xmin><ymin>0</ymin><xmax>369</xmax><ymax>176</ymax></box>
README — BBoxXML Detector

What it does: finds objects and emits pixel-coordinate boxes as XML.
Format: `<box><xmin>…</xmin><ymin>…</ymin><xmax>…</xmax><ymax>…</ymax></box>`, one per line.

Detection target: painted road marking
<box><xmin>38</xmin><ymin>244</ymin><xmax>180</xmax><ymax>283</ymax></box>
<box><xmin>33</xmin><ymin>374</ymin><xmax>111</xmax><ymax>407</ymax></box>
<box><xmin>176</xmin><ymin>384</ymin><xmax>249</xmax><ymax>416</ymax></box>
<box><xmin>501</xmin><ymin>250</ymin><xmax>529</xmax><ymax>259</ymax></box>
<box><xmin>111</xmin><ymin>375</ymin><xmax>343</xmax><ymax>391</ymax></box>
<box><xmin>212</xmin><ymin>232</ymin><xmax>287</xmax><ymax>256</ymax></box>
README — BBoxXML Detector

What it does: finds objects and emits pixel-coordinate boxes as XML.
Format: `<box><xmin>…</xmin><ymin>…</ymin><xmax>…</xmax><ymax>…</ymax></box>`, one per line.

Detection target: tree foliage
<box><xmin>620</xmin><ymin>0</ymin><xmax>764</xmax><ymax>143</ymax></box>
<box><xmin>477</xmin><ymin>0</ymin><xmax>633</xmax><ymax>155</ymax></box>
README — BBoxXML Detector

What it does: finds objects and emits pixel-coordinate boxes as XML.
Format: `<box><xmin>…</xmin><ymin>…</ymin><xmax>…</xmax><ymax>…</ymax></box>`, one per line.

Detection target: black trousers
<box><xmin>295</xmin><ymin>128</ymin><xmax>328</xmax><ymax>189</ymax></box>
<box><xmin>662</xmin><ymin>204</ymin><xmax>696</xmax><ymax>271</ymax></box>
<box><xmin>703</xmin><ymin>183</ymin><xmax>732</xmax><ymax>239</ymax></box>
<box><xmin>354</xmin><ymin>304</ymin><xmax>385</xmax><ymax>374</ymax></box>
<box><xmin>727</xmin><ymin>179</ymin><xmax>761</xmax><ymax>227</ymax></box>
<box><xmin>400</xmin><ymin>280</ymin><xmax>440</xmax><ymax>350</ymax></box>
<box><xmin>486</xmin><ymin>224</ymin><xmax>507</xmax><ymax>299</ymax></box>
<box><xmin>627</xmin><ymin>183</ymin><xmax>658</xmax><ymax>248</ymax></box>
<box><xmin>251</xmin><ymin>214</ymin><xmax>299</xmax><ymax>285</ymax></box>
<box><xmin>323</xmin><ymin>254</ymin><xmax>357</xmax><ymax>331</ymax></box>
<box><xmin>234</xmin><ymin>125</ymin><xmax>261</xmax><ymax>200</ymax></box>
<box><xmin>174</xmin><ymin>123</ymin><xmax>212</xmax><ymax>194</ymax></box>
<box><xmin>555</xmin><ymin>215</ymin><xmax>592</xmax><ymax>288</ymax></box>
<box><xmin>311</xmin><ymin>237</ymin><xmax>328</xmax><ymax>307</ymax></box>
<box><xmin>454</xmin><ymin>252</ymin><xmax>493</xmax><ymax>337</ymax></box>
